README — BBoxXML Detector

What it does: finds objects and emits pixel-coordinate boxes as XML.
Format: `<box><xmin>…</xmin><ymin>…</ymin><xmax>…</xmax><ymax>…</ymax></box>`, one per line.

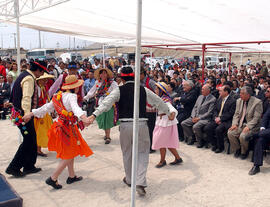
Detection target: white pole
<box><xmin>131</xmin><ymin>0</ymin><xmax>142</xmax><ymax>206</ymax></box>
<box><xmin>102</xmin><ymin>44</ymin><xmax>105</xmax><ymax>68</ymax></box>
<box><xmin>14</xmin><ymin>0</ymin><xmax>20</xmax><ymax>73</ymax></box>
<box><xmin>38</xmin><ymin>30</ymin><xmax>41</xmax><ymax>48</ymax></box>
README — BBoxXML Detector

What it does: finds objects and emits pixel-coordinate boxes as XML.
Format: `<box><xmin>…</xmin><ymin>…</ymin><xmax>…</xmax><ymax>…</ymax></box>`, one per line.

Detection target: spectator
<box><xmin>181</xmin><ymin>84</ymin><xmax>216</xmax><ymax>147</ymax></box>
<box><xmin>228</xmin><ymin>86</ymin><xmax>263</xmax><ymax>160</ymax></box>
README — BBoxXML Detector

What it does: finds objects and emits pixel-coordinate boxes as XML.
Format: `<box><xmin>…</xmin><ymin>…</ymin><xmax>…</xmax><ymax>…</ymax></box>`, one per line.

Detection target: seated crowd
<box><xmin>1</xmin><ymin>56</ymin><xmax>270</xmax><ymax>176</ymax></box>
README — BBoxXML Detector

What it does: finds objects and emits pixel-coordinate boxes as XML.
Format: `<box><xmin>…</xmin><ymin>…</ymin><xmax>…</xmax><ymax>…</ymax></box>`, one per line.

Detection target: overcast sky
<box><xmin>0</xmin><ymin>23</ymin><xmax>93</xmax><ymax>49</ymax></box>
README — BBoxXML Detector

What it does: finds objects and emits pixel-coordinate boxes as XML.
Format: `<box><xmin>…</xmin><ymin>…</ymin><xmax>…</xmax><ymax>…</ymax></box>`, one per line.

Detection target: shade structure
<box><xmin>1</xmin><ymin>0</ymin><xmax>270</xmax><ymax>51</ymax></box>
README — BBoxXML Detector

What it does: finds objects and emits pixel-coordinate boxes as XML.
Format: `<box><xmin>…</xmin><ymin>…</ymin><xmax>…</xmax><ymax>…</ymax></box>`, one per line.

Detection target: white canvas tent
<box><xmin>1</xmin><ymin>1</ymin><xmax>270</xmax><ymax>206</ymax></box>
<box><xmin>1</xmin><ymin>0</ymin><xmax>270</xmax><ymax>51</ymax></box>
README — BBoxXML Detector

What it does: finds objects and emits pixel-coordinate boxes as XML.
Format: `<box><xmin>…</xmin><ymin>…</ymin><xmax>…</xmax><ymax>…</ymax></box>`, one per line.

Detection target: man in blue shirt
<box><xmin>84</xmin><ymin>69</ymin><xmax>96</xmax><ymax>115</ymax></box>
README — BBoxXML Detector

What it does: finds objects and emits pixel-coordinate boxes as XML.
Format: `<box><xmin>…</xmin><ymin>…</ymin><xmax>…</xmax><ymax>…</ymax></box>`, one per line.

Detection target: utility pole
<box><xmin>12</xmin><ymin>33</ymin><xmax>16</xmax><ymax>50</ymax></box>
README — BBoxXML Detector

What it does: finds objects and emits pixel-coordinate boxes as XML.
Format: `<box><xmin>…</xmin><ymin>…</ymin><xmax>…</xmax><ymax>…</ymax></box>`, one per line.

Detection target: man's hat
<box><xmin>68</xmin><ymin>61</ymin><xmax>78</xmax><ymax>69</ymax></box>
<box><xmin>61</xmin><ymin>75</ymin><xmax>84</xmax><ymax>90</ymax></box>
<box><xmin>120</xmin><ymin>66</ymin><xmax>134</xmax><ymax>78</ymax></box>
<box><xmin>36</xmin><ymin>73</ymin><xmax>55</xmax><ymax>81</ymax></box>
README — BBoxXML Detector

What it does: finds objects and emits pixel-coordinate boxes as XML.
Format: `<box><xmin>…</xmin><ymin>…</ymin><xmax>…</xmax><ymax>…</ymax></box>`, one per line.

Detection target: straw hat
<box><xmin>94</xmin><ymin>68</ymin><xmax>113</xmax><ymax>80</ymax></box>
<box><xmin>155</xmin><ymin>82</ymin><xmax>170</xmax><ymax>95</ymax></box>
<box><xmin>36</xmin><ymin>73</ymin><xmax>55</xmax><ymax>81</ymax></box>
<box><xmin>61</xmin><ymin>75</ymin><xmax>84</xmax><ymax>90</ymax></box>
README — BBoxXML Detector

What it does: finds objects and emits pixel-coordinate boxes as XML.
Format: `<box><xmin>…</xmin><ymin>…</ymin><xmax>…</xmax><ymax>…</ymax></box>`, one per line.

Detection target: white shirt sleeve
<box><xmin>93</xmin><ymin>87</ymin><xmax>120</xmax><ymax>117</ymax></box>
<box><xmin>32</xmin><ymin>101</ymin><xmax>55</xmax><ymax>118</ymax></box>
<box><xmin>69</xmin><ymin>93</ymin><xmax>86</xmax><ymax>118</ymax></box>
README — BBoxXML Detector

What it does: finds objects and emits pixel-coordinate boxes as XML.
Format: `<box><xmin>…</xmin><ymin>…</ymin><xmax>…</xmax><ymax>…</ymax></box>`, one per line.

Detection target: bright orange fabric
<box><xmin>48</xmin><ymin>122</ymin><xmax>93</xmax><ymax>159</ymax></box>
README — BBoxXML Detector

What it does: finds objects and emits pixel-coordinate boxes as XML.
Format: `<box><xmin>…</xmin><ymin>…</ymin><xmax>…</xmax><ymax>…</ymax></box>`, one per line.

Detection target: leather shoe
<box><xmin>187</xmin><ymin>139</ymin><xmax>195</xmax><ymax>145</ymax></box>
<box><xmin>66</xmin><ymin>176</ymin><xmax>83</xmax><ymax>184</ymax></box>
<box><xmin>123</xmin><ymin>177</ymin><xmax>131</xmax><ymax>187</ymax></box>
<box><xmin>240</xmin><ymin>152</ymin><xmax>249</xmax><ymax>160</ymax></box>
<box><xmin>211</xmin><ymin>146</ymin><xmax>217</xmax><ymax>152</ymax></box>
<box><xmin>23</xmin><ymin>167</ymin><xmax>42</xmax><ymax>175</ymax></box>
<box><xmin>215</xmin><ymin>148</ymin><xmax>224</xmax><ymax>153</ymax></box>
<box><xmin>136</xmin><ymin>185</ymin><xmax>146</xmax><ymax>196</ymax></box>
<box><xmin>155</xmin><ymin>160</ymin><xmax>166</xmax><ymax>168</ymax></box>
<box><xmin>234</xmin><ymin>149</ymin><xmax>241</xmax><ymax>158</ymax></box>
<box><xmin>179</xmin><ymin>137</ymin><xmax>184</xmax><ymax>142</ymax></box>
<box><xmin>169</xmin><ymin>158</ymin><xmax>183</xmax><ymax>165</ymax></box>
<box><xmin>248</xmin><ymin>166</ymin><xmax>260</xmax><ymax>175</ymax></box>
<box><xmin>149</xmin><ymin>149</ymin><xmax>156</xmax><ymax>154</ymax></box>
<box><xmin>5</xmin><ymin>167</ymin><xmax>25</xmax><ymax>178</ymax></box>
<box><xmin>45</xmin><ymin>177</ymin><xmax>62</xmax><ymax>189</ymax></box>
<box><xmin>197</xmin><ymin>143</ymin><xmax>204</xmax><ymax>148</ymax></box>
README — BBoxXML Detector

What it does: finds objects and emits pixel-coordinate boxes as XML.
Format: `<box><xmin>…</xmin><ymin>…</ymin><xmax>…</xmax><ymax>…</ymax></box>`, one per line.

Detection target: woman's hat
<box><xmin>155</xmin><ymin>82</ymin><xmax>170</xmax><ymax>95</ymax></box>
<box><xmin>61</xmin><ymin>75</ymin><xmax>84</xmax><ymax>90</ymax></box>
<box><xmin>36</xmin><ymin>73</ymin><xmax>55</xmax><ymax>81</ymax></box>
<box><xmin>94</xmin><ymin>68</ymin><xmax>113</xmax><ymax>80</ymax></box>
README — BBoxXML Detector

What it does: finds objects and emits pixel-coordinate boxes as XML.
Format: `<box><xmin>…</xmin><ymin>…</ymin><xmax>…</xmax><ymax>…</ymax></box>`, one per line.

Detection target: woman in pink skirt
<box><xmin>152</xmin><ymin>82</ymin><xmax>183</xmax><ymax>168</ymax></box>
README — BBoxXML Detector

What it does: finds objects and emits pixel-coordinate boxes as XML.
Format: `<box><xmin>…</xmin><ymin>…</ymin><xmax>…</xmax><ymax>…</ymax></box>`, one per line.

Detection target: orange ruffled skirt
<box><xmin>48</xmin><ymin>122</ymin><xmax>93</xmax><ymax>159</ymax></box>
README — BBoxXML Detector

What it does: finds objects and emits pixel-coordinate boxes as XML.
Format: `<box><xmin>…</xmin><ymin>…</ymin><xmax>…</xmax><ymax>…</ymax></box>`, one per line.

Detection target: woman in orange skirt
<box><xmin>23</xmin><ymin>75</ymin><xmax>93</xmax><ymax>190</ymax></box>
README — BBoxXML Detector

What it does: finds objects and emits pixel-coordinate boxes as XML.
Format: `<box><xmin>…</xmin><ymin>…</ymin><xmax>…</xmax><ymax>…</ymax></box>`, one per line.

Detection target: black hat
<box><xmin>30</xmin><ymin>60</ymin><xmax>47</xmax><ymax>72</ymax></box>
<box><xmin>120</xmin><ymin>66</ymin><xmax>134</xmax><ymax>77</ymax></box>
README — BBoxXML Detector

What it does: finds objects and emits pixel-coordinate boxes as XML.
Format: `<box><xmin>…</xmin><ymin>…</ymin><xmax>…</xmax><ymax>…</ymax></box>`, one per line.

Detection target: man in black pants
<box><xmin>249</xmin><ymin>107</ymin><xmax>270</xmax><ymax>175</ymax></box>
<box><xmin>140</xmin><ymin>68</ymin><xmax>156</xmax><ymax>153</ymax></box>
<box><xmin>204</xmin><ymin>85</ymin><xmax>236</xmax><ymax>152</ymax></box>
<box><xmin>6</xmin><ymin>61</ymin><xmax>45</xmax><ymax>177</ymax></box>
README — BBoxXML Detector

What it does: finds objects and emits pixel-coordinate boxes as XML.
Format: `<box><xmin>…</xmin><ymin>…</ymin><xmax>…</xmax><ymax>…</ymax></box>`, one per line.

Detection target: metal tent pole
<box><xmin>131</xmin><ymin>0</ymin><xmax>142</xmax><ymax>206</ymax></box>
<box><xmin>103</xmin><ymin>44</ymin><xmax>105</xmax><ymax>68</ymax></box>
<box><xmin>14</xmin><ymin>0</ymin><xmax>20</xmax><ymax>73</ymax></box>
<box><xmin>229</xmin><ymin>52</ymin><xmax>232</xmax><ymax>74</ymax></box>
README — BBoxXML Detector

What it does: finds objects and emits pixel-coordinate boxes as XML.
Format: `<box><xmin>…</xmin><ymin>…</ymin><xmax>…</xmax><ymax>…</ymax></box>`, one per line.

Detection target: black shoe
<box><xmin>5</xmin><ymin>167</ymin><xmax>25</xmax><ymax>178</ymax></box>
<box><xmin>46</xmin><ymin>177</ymin><xmax>62</xmax><ymax>189</ymax></box>
<box><xmin>123</xmin><ymin>177</ymin><xmax>131</xmax><ymax>187</ymax></box>
<box><xmin>66</xmin><ymin>176</ymin><xmax>83</xmax><ymax>184</ymax></box>
<box><xmin>155</xmin><ymin>160</ymin><xmax>167</xmax><ymax>168</ymax></box>
<box><xmin>187</xmin><ymin>139</ymin><xmax>195</xmax><ymax>145</ymax></box>
<box><xmin>136</xmin><ymin>185</ymin><xmax>146</xmax><ymax>196</ymax></box>
<box><xmin>211</xmin><ymin>146</ymin><xmax>217</xmax><ymax>152</ymax></box>
<box><xmin>23</xmin><ymin>167</ymin><xmax>42</xmax><ymax>175</ymax></box>
<box><xmin>204</xmin><ymin>142</ymin><xmax>209</xmax><ymax>149</ymax></box>
<box><xmin>240</xmin><ymin>152</ymin><xmax>249</xmax><ymax>160</ymax></box>
<box><xmin>179</xmin><ymin>137</ymin><xmax>184</xmax><ymax>142</ymax></box>
<box><xmin>184</xmin><ymin>137</ymin><xmax>189</xmax><ymax>143</ymax></box>
<box><xmin>234</xmin><ymin>149</ymin><xmax>241</xmax><ymax>158</ymax></box>
<box><xmin>169</xmin><ymin>158</ymin><xmax>183</xmax><ymax>165</ymax></box>
<box><xmin>149</xmin><ymin>149</ymin><xmax>156</xmax><ymax>154</ymax></box>
<box><xmin>215</xmin><ymin>148</ymin><xmax>224</xmax><ymax>153</ymax></box>
<box><xmin>197</xmin><ymin>143</ymin><xmax>204</xmax><ymax>148</ymax></box>
<box><xmin>248</xmin><ymin>166</ymin><xmax>260</xmax><ymax>175</ymax></box>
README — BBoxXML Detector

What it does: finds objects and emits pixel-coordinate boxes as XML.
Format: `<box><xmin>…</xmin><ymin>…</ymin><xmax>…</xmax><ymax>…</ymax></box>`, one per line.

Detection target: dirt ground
<box><xmin>1</xmin><ymin>119</ymin><xmax>270</xmax><ymax>207</ymax></box>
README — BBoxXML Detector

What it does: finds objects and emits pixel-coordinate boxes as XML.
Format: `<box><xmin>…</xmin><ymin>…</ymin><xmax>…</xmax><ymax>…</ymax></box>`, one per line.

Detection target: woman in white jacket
<box><xmin>84</xmin><ymin>68</ymin><xmax>118</xmax><ymax>144</ymax></box>
<box><xmin>152</xmin><ymin>82</ymin><xmax>183</xmax><ymax>168</ymax></box>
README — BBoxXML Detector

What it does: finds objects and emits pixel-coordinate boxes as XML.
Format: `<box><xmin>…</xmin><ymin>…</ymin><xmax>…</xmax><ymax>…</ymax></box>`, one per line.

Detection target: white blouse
<box><xmin>32</xmin><ymin>92</ymin><xmax>86</xmax><ymax>119</ymax></box>
<box><xmin>155</xmin><ymin>102</ymin><xmax>178</xmax><ymax>127</ymax></box>
<box><xmin>84</xmin><ymin>80</ymin><xmax>118</xmax><ymax>106</ymax></box>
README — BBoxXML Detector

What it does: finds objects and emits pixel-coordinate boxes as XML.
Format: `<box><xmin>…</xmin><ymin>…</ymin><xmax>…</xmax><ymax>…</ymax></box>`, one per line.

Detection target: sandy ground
<box><xmin>1</xmin><ymin>119</ymin><xmax>270</xmax><ymax>207</ymax></box>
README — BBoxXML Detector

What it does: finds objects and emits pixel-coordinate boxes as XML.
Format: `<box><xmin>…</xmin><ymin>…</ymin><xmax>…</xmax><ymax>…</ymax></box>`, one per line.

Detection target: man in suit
<box><xmin>204</xmin><ymin>85</ymin><xmax>236</xmax><ymax>153</ymax></box>
<box><xmin>0</xmin><ymin>74</ymin><xmax>10</xmax><ymax>119</ymax></box>
<box><xmin>181</xmin><ymin>84</ymin><xmax>216</xmax><ymax>147</ymax></box>
<box><xmin>228</xmin><ymin>86</ymin><xmax>263</xmax><ymax>160</ymax></box>
<box><xmin>249</xmin><ymin>107</ymin><xmax>270</xmax><ymax>175</ymax></box>
<box><xmin>173</xmin><ymin>80</ymin><xmax>199</xmax><ymax>141</ymax></box>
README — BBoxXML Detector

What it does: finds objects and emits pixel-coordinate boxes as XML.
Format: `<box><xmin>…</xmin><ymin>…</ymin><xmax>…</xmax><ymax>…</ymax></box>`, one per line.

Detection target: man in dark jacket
<box><xmin>204</xmin><ymin>86</ymin><xmax>236</xmax><ymax>152</ymax></box>
<box><xmin>249</xmin><ymin>107</ymin><xmax>270</xmax><ymax>175</ymax></box>
<box><xmin>0</xmin><ymin>74</ymin><xmax>10</xmax><ymax>119</ymax></box>
<box><xmin>174</xmin><ymin>80</ymin><xmax>198</xmax><ymax>141</ymax></box>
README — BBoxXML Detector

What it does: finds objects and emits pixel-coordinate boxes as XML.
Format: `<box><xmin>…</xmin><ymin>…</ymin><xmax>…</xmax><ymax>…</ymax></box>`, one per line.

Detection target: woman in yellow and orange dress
<box><xmin>34</xmin><ymin>73</ymin><xmax>54</xmax><ymax>157</ymax></box>
<box><xmin>23</xmin><ymin>75</ymin><xmax>93</xmax><ymax>190</ymax></box>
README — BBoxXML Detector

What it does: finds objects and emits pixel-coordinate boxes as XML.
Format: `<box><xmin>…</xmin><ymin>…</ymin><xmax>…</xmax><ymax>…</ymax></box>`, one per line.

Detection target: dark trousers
<box><xmin>146</xmin><ymin>112</ymin><xmax>156</xmax><ymax>150</ymax></box>
<box><xmin>253</xmin><ymin>129</ymin><xmax>270</xmax><ymax>166</ymax></box>
<box><xmin>204</xmin><ymin>121</ymin><xmax>231</xmax><ymax>150</ymax></box>
<box><xmin>177</xmin><ymin>112</ymin><xmax>189</xmax><ymax>140</ymax></box>
<box><xmin>86</xmin><ymin>98</ymin><xmax>96</xmax><ymax>116</ymax></box>
<box><xmin>8</xmin><ymin>118</ymin><xmax>38</xmax><ymax>171</ymax></box>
